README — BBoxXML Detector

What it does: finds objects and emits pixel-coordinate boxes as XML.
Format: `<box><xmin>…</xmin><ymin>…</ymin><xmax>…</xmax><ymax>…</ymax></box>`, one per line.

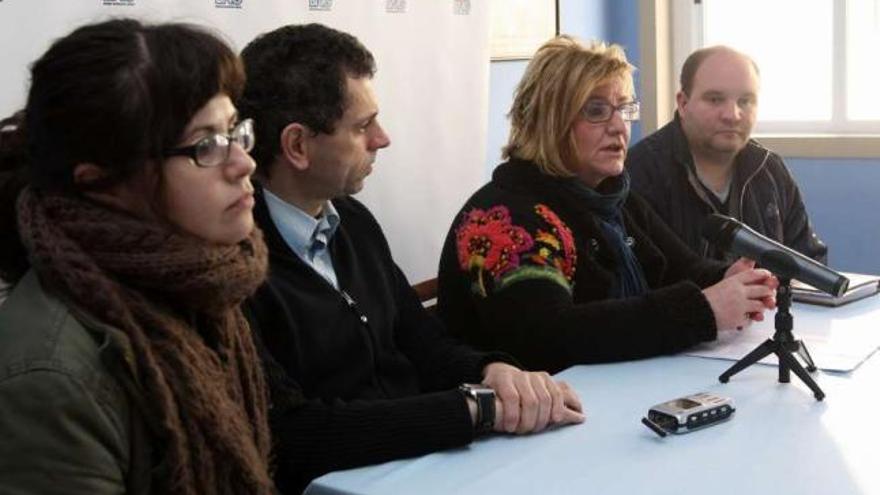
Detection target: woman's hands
<box><xmin>703</xmin><ymin>257</ymin><xmax>778</xmax><ymax>330</ymax></box>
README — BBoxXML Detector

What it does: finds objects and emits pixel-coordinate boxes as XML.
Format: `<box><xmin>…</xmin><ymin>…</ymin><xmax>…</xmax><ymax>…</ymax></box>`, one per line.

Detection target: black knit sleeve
<box><xmin>246</xmin><ymin>310</ymin><xmax>475</xmax><ymax>494</ymax></box>
<box><xmin>439</xmin><ymin>198</ymin><xmax>718</xmax><ymax>373</ymax></box>
<box><xmin>468</xmin><ymin>277</ymin><xmax>715</xmax><ymax>373</ymax></box>
<box><xmin>389</xmin><ymin>262</ymin><xmax>519</xmax><ymax>390</ymax></box>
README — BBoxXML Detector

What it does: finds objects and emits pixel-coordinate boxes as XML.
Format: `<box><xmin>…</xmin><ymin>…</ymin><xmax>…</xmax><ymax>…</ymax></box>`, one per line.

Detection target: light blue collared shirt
<box><xmin>263</xmin><ymin>188</ymin><xmax>341</xmax><ymax>289</ymax></box>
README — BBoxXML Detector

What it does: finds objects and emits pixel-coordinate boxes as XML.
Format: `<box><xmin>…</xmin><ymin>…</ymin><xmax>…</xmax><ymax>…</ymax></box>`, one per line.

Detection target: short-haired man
<box><xmin>626</xmin><ymin>46</ymin><xmax>827</xmax><ymax>263</ymax></box>
<box><xmin>239</xmin><ymin>24</ymin><xmax>584</xmax><ymax>493</ymax></box>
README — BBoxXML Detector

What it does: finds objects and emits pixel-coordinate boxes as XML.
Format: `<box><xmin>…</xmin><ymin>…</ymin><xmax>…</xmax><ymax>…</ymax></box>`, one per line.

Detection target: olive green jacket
<box><xmin>0</xmin><ymin>271</ymin><xmax>152</xmax><ymax>494</ymax></box>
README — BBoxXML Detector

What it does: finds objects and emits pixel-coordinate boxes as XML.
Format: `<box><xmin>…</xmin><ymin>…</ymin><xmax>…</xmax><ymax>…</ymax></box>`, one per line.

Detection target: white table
<box><xmin>306</xmin><ymin>297</ymin><xmax>880</xmax><ymax>495</ymax></box>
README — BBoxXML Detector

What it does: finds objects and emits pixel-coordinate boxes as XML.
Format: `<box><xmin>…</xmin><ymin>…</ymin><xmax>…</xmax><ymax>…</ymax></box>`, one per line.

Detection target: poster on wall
<box><xmin>0</xmin><ymin>0</ymin><xmax>490</xmax><ymax>283</ymax></box>
<box><xmin>489</xmin><ymin>0</ymin><xmax>558</xmax><ymax>60</ymax></box>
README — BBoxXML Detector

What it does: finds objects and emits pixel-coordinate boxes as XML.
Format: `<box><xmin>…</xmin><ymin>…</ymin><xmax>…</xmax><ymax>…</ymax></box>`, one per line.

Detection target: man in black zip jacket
<box><xmin>238</xmin><ymin>24</ymin><xmax>585</xmax><ymax>494</ymax></box>
<box><xmin>626</xmin><ymin>45</ymin><xmax>827</xmax><ymax>263</ymax></box>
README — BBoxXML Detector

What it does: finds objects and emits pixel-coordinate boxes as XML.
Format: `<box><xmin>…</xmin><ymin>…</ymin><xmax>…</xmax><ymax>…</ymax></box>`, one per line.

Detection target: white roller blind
<box><xmin>0</xmin><ymin>0</ymin><xmax>489</xmax><ymax>283</ymax></box>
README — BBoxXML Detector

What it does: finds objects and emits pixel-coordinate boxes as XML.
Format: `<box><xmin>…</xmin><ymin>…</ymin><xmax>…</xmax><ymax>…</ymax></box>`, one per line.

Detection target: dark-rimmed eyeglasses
<box><xmin>163</xmin><ymin>118</ymin><xmax>255</xmax><ymax>167</ymax></box>
<box><xmin>581</xmin><ymin>101</ymin><xmax>640</xmax><ymax>123</ymax></box>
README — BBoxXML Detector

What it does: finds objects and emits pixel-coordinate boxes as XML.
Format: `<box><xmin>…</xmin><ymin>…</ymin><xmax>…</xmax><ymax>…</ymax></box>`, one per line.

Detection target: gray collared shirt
<box><xmin>263</xmin><ymin>188</ymin><xmax>341</xmax><ymax>289</ymax></box>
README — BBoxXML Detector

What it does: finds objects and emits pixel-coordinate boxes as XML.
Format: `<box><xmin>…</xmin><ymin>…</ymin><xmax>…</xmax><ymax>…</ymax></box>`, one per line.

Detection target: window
<box><xmin>846</xmin><ymin>0</ymin><xmax>880</xmax><ymax>122</ymax></box>
<box><xmin>673</xmin><ymin>0</ymin><xmax>880</xmax><ymax>135</ymax></box>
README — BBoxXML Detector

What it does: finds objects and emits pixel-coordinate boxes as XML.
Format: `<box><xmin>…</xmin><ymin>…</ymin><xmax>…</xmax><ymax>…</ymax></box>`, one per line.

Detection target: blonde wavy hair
<box><xmin>503</xmin><ymin>35</ymin><xmax>635</xmax><ymax>177</ymax></box>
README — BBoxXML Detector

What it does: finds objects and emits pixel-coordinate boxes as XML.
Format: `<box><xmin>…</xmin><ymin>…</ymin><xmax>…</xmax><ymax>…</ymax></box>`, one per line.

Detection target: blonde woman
<box><xmin>438</xmin><ymin>36</ymin><xmax>777</xmax><ymax>373</ymax></box>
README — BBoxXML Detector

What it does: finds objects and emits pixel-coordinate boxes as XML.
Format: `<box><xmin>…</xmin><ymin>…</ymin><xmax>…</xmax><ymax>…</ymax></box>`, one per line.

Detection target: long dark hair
<box><xmin>0</xmin><ymin>18</ymin><xmax>245</xmax><ymax>284</ymax></box>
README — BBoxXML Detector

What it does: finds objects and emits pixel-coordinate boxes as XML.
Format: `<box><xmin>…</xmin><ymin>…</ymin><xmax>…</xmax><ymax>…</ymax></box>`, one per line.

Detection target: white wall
<box><xmin>0</xmin><ymin>0</ymin><xmax>489</xmax><ymax>283</ymax></box>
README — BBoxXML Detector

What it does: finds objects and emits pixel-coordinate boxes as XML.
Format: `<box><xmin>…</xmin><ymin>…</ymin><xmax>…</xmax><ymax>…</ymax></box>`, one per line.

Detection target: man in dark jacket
<box><xmin>626</xmin><ymin>45</ymin><xmax>827</xmax><ymax>263</ymax></box>
<box><xmin>238</xmin><ymin>24</ymin><xmax>584</xmax><ymax>494</ymax></box>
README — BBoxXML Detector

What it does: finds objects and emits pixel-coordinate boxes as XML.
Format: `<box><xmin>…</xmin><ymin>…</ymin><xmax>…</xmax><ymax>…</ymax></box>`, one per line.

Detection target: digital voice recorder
<box><xmin>641</xmin><ymin>392</ymin><xmax>735</xmax><ymax>438</ymax></box>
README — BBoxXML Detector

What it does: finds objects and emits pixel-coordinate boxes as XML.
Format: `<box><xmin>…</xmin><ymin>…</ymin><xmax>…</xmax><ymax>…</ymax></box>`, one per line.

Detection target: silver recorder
<box><xmin>642</xmin><ymin>392</ymin><xmax>735</xmax><ymax>437</ymax></box>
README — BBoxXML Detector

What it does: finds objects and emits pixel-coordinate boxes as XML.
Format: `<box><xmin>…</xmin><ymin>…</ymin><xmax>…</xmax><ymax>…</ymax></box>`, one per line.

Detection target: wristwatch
<box><xmin>459</xmin><ymin>383</ymin><xmax>496</xmax><ymax>434</ymax></box>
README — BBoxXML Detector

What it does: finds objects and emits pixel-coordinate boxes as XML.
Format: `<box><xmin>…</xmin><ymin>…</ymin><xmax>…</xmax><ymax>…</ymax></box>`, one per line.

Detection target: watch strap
<box><xmin>460</xmin><ymin>384</ymin><xmax>495</xmax><ymax>434</ymax></box>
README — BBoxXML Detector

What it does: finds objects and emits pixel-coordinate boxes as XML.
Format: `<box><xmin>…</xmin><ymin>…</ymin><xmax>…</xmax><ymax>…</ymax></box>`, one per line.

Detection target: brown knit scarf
<box><xmin>16</xmin><ymin>188</ymin><xmax>274</xmax><ymax>495</ymax></box>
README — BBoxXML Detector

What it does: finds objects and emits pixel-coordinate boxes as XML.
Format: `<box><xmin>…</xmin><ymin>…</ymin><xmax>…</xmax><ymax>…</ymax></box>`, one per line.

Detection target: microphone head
<box><xmin>702</xmin><ymin>214</ymin><xmax>848</xmax><ymax>297</ymax></box>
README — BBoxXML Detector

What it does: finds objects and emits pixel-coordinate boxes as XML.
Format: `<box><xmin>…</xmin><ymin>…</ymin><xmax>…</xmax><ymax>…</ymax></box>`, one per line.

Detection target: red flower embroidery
<box><xmin>534</xmin><ymin>204</ymin><xmax>576</xmax><ymax>280</ymax></box>
<box><xmin>456</xmin><ymin>206</ymin><xmax>534</xmax><ymax>285</ymax></box>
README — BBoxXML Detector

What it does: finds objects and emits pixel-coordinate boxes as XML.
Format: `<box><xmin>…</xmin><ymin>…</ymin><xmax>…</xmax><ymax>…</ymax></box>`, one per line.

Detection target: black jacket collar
<box><xmin>669</xmin><ymin>112</ymin><xmax>770</xmax><ymax>184</ymax></box>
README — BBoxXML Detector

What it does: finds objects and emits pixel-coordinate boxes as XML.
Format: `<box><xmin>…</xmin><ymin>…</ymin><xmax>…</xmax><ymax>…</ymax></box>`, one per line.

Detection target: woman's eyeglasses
<box><xmin>581</xmin><ymin>101</ymin><xmax>640</xmax><ymax>123</ymax></box>
<box><xmin>163</xmin><ymin>118</ymin><xmax>255</xmax><ymax>168</ymax></box>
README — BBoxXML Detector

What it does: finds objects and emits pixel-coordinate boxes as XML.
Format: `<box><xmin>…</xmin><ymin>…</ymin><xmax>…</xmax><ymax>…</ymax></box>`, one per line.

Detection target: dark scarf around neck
<box><xmin>561</xmin><ymin>172</ymin><xmax>648</xmax><ymax>298</ymax></box>
<box><xmin>16</xmin><ymin>188</ymin><xmax>274</xmax><ymax>495</ymax></box>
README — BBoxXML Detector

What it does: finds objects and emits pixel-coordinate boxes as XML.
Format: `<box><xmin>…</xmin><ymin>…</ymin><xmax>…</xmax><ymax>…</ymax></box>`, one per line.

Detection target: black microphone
<box><xmin>702</xmin><ymin>214</ymin><xmax>848</xmax><ymax>297</ymax></box>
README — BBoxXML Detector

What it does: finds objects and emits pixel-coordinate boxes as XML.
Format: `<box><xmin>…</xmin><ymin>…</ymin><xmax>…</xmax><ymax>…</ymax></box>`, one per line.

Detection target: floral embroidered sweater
<box><xmin>437</xmin><ymin>159</ymin><xmax>729</xmax><ymax>373</ymax></box>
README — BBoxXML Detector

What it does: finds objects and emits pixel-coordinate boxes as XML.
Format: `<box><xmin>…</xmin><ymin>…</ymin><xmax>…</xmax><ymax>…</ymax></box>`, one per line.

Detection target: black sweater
<box><xmin>245</xmin><ymin>186</ymin><xmax>513</xmax><ymax>493</ymax></box>
<box><xmin>438</xmin><ymin>160</ymin><xmax>728</xmax><ymax>373</ymax></box>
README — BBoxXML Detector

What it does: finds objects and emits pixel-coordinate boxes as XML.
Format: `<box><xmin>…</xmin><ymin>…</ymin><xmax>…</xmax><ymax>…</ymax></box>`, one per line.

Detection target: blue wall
<box><xmin>486</xmin><ymin>59</ymin><xmax>528</xmax><ymax>175</ymax></box>
<box><xmin>787</xmin><ymin>158</ymin><xmax>880</xmax><ymax>274</ymax></box>
<box><xmin>487</xmin><ymin>0</ymin><xmax>880</xmax><ymax>274</ymax></box>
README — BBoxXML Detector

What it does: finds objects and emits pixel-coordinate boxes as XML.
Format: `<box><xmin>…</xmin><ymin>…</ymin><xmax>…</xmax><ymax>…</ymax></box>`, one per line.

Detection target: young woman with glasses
<box><xmin>437</xmin><ymin>36</ymin><xmax>779</xmax><ymax>373</ymax></box>
<box><xmin>0</xmin><ymin>19</ymin><xmax>274</xmax><ymax>494</ymax></box>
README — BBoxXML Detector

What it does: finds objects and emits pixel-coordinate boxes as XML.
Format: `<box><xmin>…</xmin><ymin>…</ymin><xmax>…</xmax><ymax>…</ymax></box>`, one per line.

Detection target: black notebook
<box><xmin>792</xmin><ymin>272</ymin><xmax>880</xmax><ymax>307</ymax></box>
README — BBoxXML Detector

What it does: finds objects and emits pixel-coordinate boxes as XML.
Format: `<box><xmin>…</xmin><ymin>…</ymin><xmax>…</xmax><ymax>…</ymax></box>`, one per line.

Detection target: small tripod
<box><xmin>718</xmin><ymin>278</ymin><xmax>825</xmax><ymax>401</ymax></box>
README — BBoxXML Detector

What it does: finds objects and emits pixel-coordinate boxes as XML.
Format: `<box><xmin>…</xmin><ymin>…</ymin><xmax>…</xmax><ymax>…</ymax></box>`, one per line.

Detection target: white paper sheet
<box><xmin>685</xmin><ymin>294</ymin><xmax>880</xmax><ymax>372</ymax></box>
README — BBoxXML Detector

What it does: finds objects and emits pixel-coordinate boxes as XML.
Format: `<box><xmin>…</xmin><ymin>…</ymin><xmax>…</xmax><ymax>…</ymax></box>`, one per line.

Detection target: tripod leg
<box><xmin>794</xmin><ymin>340</ymin><xmax>818</xmax><ymax>372</ymax></box>
<box><xmin>778</xmin><ymin>352</ymin><xmax>790</xmax><ymax>383</ymax></box>
<box><xmin>776</xmin><ymin>350</ymin><xmax>825</xmax><ymax>401</ymax></box>
<box><xmin>719</xmin><ymin>339</ymin><xmax>776</xmax><ymax>383</ymax></box>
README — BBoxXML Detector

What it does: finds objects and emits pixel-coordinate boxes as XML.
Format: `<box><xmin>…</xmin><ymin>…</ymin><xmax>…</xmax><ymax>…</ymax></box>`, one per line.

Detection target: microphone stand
<box><xmin>718</xmin><ymin>278</ymin><xmax>825</xmax><ymax>401</ymax></box>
